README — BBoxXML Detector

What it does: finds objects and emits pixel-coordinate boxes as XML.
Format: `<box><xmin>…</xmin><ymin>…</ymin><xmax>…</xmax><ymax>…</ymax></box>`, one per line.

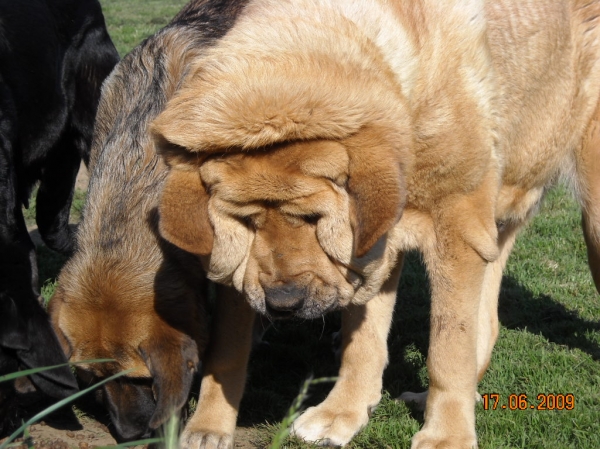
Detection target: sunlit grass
<box><xmin>100</xmin><ymin>0</ymin><xmax>188</xmax><ymax>56</ymax></box>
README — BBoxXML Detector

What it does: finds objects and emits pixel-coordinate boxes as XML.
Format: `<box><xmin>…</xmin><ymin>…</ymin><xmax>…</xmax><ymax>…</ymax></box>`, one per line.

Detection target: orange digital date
<box><xmin>481</xmin><ymin>393</ymin><xmax>575</xmax><ymax>411</ymax></box>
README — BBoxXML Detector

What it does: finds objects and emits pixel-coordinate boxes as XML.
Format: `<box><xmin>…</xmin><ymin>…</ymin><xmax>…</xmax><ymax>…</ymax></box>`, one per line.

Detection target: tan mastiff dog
<box><xmin>153</xmin><ymin>0</ymin><xmax>600</xmax><ymax>447</ymax></box>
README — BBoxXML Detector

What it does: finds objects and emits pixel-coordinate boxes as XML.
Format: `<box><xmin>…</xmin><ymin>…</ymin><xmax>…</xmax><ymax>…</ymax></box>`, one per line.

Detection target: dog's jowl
<box><xmin>154</xmin><ymin>1</ymin><xmax>600</xmax><ymax>448</ymax></box>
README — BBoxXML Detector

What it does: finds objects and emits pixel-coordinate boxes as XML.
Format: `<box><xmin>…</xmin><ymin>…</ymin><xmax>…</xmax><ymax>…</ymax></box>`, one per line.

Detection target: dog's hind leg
<box><xmin>291</xmin><ymin>259</ymin><xmax>403</xmax><ymax>447</ymax></box>
<box><xmin>579</xmin><ymin>102</ymin><xmax>600</xmax><ymax>294</ymax></box>
<box><xmin>35</xmin><ymin>130</ymin><xmax>82</xmax><ymax>255</ymax></box>
<box><xmin>180</xmin><ymin>285</ymin><xmax>255</xmax><ymax>449</ymax></box>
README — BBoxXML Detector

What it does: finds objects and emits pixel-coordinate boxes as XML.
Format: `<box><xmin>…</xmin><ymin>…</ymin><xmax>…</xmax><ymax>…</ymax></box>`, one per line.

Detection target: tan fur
<box><xmin>154</xmin><ymin>0</ymin><xmax>600</xmax><ymax>448</ymax></box>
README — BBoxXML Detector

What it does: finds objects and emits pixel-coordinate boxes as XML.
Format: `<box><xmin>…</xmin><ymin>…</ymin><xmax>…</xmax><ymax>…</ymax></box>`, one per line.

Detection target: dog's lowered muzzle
<box><xmin>264</xmin><ymin>285</ymin><xmax>306</xmax><ymax>318</ymax></box>
<box><xmin>101</xmin><ymin>378</ymin><xmax>156</xmax><ymax>442</ymax></box>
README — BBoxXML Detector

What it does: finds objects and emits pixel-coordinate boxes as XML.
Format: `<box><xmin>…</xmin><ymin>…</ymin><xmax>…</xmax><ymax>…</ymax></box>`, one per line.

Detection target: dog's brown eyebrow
<box><xmin>262</xmin><ymin>200</ymin><xmax>281</xmax><ymax>208</ymax></box>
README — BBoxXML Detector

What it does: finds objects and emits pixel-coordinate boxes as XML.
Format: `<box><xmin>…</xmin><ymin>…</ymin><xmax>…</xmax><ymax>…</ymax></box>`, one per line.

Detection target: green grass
<box><xmin>27</xmin><ymin>2</ymin><xmax>600</xmax><ymax>448</ymax></box>
<box><xmin>100</xmin><ymin>0</ymin><xmax>189</xmax><ymax>56</ymax></box>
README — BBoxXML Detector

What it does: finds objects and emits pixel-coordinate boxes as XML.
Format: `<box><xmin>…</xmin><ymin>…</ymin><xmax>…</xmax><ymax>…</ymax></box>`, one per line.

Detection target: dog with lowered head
<box><xmin>153</xmin><ymin>0</ymin><xmax>600</xmax><ymax>448</ymax></box>
<box><xmin>49</xmin><ymin>0</ymin><xmax>252</xmax><ymax>442</ymax></box>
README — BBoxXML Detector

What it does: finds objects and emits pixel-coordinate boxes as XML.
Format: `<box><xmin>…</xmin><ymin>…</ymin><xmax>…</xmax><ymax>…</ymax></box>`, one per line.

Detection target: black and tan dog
<box><xmin>49</xmin><ymin>0</ymin><xmax>252</xmax><ymax>442</ymax></box>
<box><xmin>153</xmin><ymin>0</ymin><xmax>600</xmax><ymax>448</ymax></box>
<box><xmin>0</xmin><ymin>0</ymin><xmax>118</xmax><ymax>431</ymax></box>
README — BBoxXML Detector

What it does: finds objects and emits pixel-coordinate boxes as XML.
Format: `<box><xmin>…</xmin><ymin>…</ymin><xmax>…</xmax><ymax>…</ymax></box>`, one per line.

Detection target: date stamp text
<box><xmin>481</xmin><ymin>393</ymin><xmax>575</xmax><ymax>411</ymax></box>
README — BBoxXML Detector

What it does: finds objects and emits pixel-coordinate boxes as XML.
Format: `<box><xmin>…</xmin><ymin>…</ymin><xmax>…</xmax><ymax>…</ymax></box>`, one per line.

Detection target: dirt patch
<box><xmin>1</xmin><ymin>407</ymin><xmax>263</xmax><ymax>448</ymax></box>
<box><xmin>234</xmin><ymin>427</ymin><xmax>262</xmax><ymax>449</ymax></box>
<box><xmin>0</xmin><ymin>393</ymin><xmax>124</xmax><ymax>449</ymax></box>
<box><xmin>9</xmin><ymin>419</ymin><xmax>119</xmax><ymax>449</ymax></box>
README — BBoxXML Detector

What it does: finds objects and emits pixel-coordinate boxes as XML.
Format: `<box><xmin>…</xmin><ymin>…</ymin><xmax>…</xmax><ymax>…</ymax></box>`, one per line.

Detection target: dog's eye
<box><xmin>239</xmin><ymin>215</ymin><xmax>257</xmax><ymax>228</ymax></box>
<box><xmin>300</xmin><ymin>214</ymin><xmax>320</xmax><ymax>225</ymax></box>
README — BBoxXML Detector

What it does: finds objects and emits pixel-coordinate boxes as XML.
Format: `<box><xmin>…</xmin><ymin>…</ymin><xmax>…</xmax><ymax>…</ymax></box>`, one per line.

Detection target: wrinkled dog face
<box><xmin>152</xmin><ymin>31</ymin><xmax>413</xmax><ymax>319</ymax></box>
<box><xmin>159</xmin><ymin>129</ymin><xmax>408</xmax><ymax>319</ymax></box>
<box><xmin>204</xmin><ymin>142</ymin><xmax>358</xmax><ymax>318</ymax></box>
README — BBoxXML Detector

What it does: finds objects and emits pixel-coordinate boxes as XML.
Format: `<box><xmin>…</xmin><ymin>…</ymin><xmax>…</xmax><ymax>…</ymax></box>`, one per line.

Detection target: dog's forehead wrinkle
<box><xmin>214</xmin><ymin>177</ymin><xmax>331</xmax><ymax>206</ymax></box>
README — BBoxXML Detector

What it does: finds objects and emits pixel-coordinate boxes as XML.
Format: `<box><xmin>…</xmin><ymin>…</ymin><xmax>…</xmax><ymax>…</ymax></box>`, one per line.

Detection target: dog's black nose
<box><xmin>264</xmin><ymin>285</ymin><xmax>305</xmax><ymax>318</ymax></box>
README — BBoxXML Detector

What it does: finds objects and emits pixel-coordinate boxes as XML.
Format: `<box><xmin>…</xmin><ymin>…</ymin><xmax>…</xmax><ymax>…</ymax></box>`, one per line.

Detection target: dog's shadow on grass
<box><xmin>238</xmin><ymin>315</ymin><xmax>344</xmax><ymax>427</ymax></box>
<box><xmin>234</xmin><ymin>251</ymin><xmax>600</xmax><ymax>428</ymax></box>
<box><xmin>497</xmin><ymin>276</ymin><xmax>600</xmax><ymax>360</ymax></box>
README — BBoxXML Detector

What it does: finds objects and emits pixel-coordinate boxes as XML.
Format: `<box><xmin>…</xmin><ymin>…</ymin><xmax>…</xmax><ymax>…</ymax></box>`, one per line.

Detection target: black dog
<box><xmin>0</xmin><ymin>0</ymin><xmax>119</xmax><ymax>431</ymax></box>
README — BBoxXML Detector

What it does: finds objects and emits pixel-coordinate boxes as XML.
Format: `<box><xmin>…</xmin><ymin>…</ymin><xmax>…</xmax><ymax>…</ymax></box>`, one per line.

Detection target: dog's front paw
<box><xmin>180</xmin><ymin>428</ymin><xmax>233</xmax><ymax>449</ymax></box>
<box><xmin>411</xmin><ymin>429</ymin><xmax>477</xmax><ymax>449</ymax></box>
<box><xmin>291</xmin><ymin>404</ymin><xmax>369</xmax><ymax>446</ymax></box>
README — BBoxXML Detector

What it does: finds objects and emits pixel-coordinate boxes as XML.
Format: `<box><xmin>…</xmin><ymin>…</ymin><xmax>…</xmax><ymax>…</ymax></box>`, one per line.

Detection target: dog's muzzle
<box><xmin>264</xmin><ymin>285</ymin><xmax>306</xmax><ymax>318</ymax></box>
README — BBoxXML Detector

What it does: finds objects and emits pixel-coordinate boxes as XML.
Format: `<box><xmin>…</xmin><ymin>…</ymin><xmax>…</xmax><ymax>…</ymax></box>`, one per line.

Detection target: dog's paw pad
<box><xmin>180</xmin><ymin>429</ymin><xmax>233</xmax><ymax>449</ymax></box>
<box><xmin>291</xmin><ymin>405</ymin><xmax>368</xmax><ymax>447</ymax></box>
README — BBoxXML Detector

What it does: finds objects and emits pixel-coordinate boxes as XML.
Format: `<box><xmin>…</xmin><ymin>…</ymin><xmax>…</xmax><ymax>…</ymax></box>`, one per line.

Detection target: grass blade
<box><xmin>0</xmin><ymin>359</ymin><xmax>115</xmax><ymax>384</ymax></box>
<box><xmin>269</xmin><ymin>376</ymin><xmax>337</xmax><ymax>449</ymax></box>
<box><xmin>95</xmin><ymin>412</ymin><xmax>182</xmax><ymax>448</ymax></box>
<box><xmin>0</xmin><ymin>368</ymin><xmax>135</xmax><ymax>449</ymax></box>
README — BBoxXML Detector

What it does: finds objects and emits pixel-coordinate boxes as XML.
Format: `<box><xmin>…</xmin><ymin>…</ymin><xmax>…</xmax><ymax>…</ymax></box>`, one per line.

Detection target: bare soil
<box><xmin>1</xmin><ymin>402</ymin><xmax>261</xmax><ymax>448</ymax></box>
<box><xmin>11</xmin><ymin>419</ymin><xmax>119</xmax><ymax>449</ymax></box>
<box><xmin>0</xmin><ymin>392</ymin><xmax>122</xmax><ymax>449</ymax></box>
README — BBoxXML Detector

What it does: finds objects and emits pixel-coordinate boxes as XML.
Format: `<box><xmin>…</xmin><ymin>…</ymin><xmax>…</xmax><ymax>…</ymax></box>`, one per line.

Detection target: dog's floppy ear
<box><xmin>0</xmin><ymin>294</ymin><xmax>30</xmax><ymax>351</ymax></box>
<box><xmin>0</xmin><ymin>292</ymin><xmax>79</xmax><ymax>398</ymax></box>
<box><xmin>343</xmin><ymin>125</ymin><xmax>408</xmax><ymax>258</ymax></box>
<box><xmin>159</xmin><ymin>166</ymin><xmax>214</xmax><ymax>256</ymax></box>
<box><xmin>139</xmin><ymin>330</ymin><xmax>199</xmax><ymax>429</ymax></box>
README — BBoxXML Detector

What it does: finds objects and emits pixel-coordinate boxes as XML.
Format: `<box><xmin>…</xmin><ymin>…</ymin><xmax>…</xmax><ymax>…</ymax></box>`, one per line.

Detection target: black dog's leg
<box><xmin>35</xmin><ymin>18</ymin><xmax>119</xmax><ymax>254</ymax></box>
<box><xmin>0</xmin><ymin>182</ymin><xmax>79</xmax><ymax>402</ymax></box>
<box><xmin>35</xmin><ymin>128</ymin><xmax>82</xmax><ymax>255</ymax></box>
<box><xmin>0</xmin><ymin>88</ymin><xmax>78</xmax><ymax>401</ymax></box>
<box><xmin>0</xmin><ymin>83</ymin><xmax>39</xmax><ymax>297</ymax></box>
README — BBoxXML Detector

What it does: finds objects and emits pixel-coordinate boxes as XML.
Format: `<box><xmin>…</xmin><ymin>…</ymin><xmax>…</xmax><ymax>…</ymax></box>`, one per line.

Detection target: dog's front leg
<box><xmin>291</xmin><ymin>260</ymin><xmax>402</xmax><ymax>446</ymax></box>
<box><xmin>180</xmin><ymin>284</ymin><xmax>255</xmax><ymax>449</ymax></box>
<box><xmin>412</xmin><ymin>235</ymin><xmax>489</xmax><ymax>449</ymax></box>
